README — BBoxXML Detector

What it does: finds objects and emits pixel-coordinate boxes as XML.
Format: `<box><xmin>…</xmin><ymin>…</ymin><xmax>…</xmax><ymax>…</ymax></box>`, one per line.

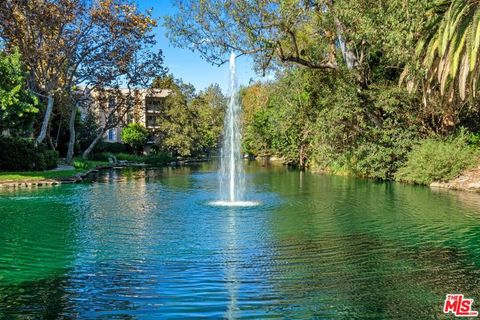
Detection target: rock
<box><xmin>430</xmin><ymin>167</ymin><xmax>480</xmax><ymax>193</ymax></box>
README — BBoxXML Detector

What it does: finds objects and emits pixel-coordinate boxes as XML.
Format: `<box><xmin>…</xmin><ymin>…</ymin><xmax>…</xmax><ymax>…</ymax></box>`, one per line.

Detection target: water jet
<box><xmin>215</xmin><ymin>52</ymin><xmax>258</xmax><ymax>207</ymax></box>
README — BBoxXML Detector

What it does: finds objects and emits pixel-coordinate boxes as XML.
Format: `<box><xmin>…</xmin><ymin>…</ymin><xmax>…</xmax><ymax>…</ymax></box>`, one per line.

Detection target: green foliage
<box><xmin>242</xmin><ymin>68</ymin><xmax>424</xmax><ymax>179</ymax></box>
<box><xmin>415</xmin><ymin>0</ymin><xmax>480</xmax><ymax>101</ymax></box>
<box><xmin>73</xmin><ymin>158</ymin><xmax>110</xmax><ymax>169</ymax></box>
<box><xmin>40</xmin><ymin>149</ymin><xmax>59</xmax><ymax>170</ymax></box>
<box><xmin>0</xmin><ymin>50</ymin><xmax>38</xmax><ymax>133</ymax></box>
<box><xmin>164</xmin><ymin>0</ymin><xmax>431</xmax><ymax>75</ymax></box>
<box><xmin>348</xmin><ymin>87</ymin><xmax>422</xmax><ymax>179</ymax></box>
<box><xmin>309</xmin><ymin>77</ymin><xmax>422</xmax><ymax>180</ymax></box>
<box><xmin>121</xmin><ymin>123</ymin><xmax>149</xmax><ymax>154</ymax></box>
<box><xmin>143</xmin><ymin>153</ymin><xmax>172</xmax><ymax>166</ymax></box>
<box><xmin>396</xmin><ymin>130</ymin><xmax>479</xmax><ymax>185</ymax></box>
<box><xmin>0</xmin><ymin>136</ymin><xmax>58</xmax><ymax>171</ymax></box>
<box><xmin>89</xmin><ymin>152</ymin><xmax>111</xmax><ymax>162</ymax></box>
<box><xmin>73</xmin><ymin>159</ymin><xmax>90</xmax><ymax>170</ymax></box>
<box><xmin>242</xmin><ymin>69</ymin><xmax>321</xmax><ymax>166</ymax></box>
<box><xmin>192</xmin><ymin>84</ymin><xmax>225</xmax><ymax>154</ymax></box>
<box><xmin>114</xmin><ymin>153</ymin><xmax>145</xmax><ymax>163</ymax></box>
<box><xmin>93</xmin><ymin>141</ymin><xmax>130</xmax><ymax>154</ymax></box>
<box><xmin>0</xmin><ymin>170</ymin><xmax>83</xmax><ymax>182</ymax></box>
<box><xmin>468</xmin><ymin>132</ymin><xmax>480</xmax><ymax>147</ymax></box>
<box><xmin>152</xmin><ymin>75</ymin><xmax>225</xmax><ymax>157</ymax></box>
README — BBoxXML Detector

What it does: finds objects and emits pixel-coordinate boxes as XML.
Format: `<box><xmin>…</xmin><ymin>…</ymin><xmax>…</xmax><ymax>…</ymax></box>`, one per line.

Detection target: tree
<box><xmin>192</xmin><ymin>84</ymin><xmax>225</xmax><ymax>155</ymax></box>
<box><xmin>152</xmin><ymin>75</ymin><xmax>197</xmax><ymax>157</ymax></box>
<box><xmin>164</xmin><ymin>0</ymin><xmax>339</xmax><ymax>72</ymax></box>
<box><xmin>165</xmin><ymin>0</ymin><xmax>432</xmax><ymax>133</ymax></box>
<box><xmin>415</xmin><ymin>0</ymin><xmax>480</xmax><ymax>101</ymax></box>
<box><xmin>0</xmin><ymin>0</ymin><xmax>80</xmax><ymax>143</ymax></box>
<box><xmin>150</xmin><ymin>76</ymin><xmax>226</xmax><ymax>157</ymax></box>
<box><xmin>121</xmin><ymin>123</ymin><xmax>149</xmax><ymax>154</ymax></box>
<box><xmin>241</xmin><ymin>83</ymin><xmax>272</xmax><ymax>157</ymax></box>
<box><xmin>0</xmin><ymin>49</ymin><xmax>38</xmax><ymax>134</ymax></box>
<box><xmin>164</xmin><ymin>0</ymin><xmax>430</xmax><ymax>78</ymax></box>
<box><xmin>264</xmin><ymin>69</ymin><xmax>319</xmax><ymax>167</ymax></box>
<box><xmin>0</xmin><ymin>0</ymin><xmax>166</xmax><ymax>162</ymax></box>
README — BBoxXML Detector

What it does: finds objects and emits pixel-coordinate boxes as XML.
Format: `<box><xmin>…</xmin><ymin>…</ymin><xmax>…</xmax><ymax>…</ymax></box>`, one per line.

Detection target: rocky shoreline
<box><xmin>0</xmin><ymin>166</ymin><xmax>113</xmax><ymax>189</ymax></box>
<box><xmin>430</xmin><ymin>166</ymin><xmax>480</xmax><ymax>193</ymax></box>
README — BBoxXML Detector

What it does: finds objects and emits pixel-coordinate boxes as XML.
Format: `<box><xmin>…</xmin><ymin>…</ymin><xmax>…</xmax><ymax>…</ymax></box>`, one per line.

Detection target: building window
<box><xmin>108</xmin><ymin>128</ymin><xmax>117</xmax><ymax>141</ymax></box>
<box><xmin>108</xmin><ymin>98</ymin><xmax>116</xmax><ymax>109</ymax></box>
<box><xmin>146</xmin><ymin>115</ymin><xmax>157</xmax><ymax>128</ymax></box>
<box><xmin>146</xmin><ymin>98</ymin><xmax>165</xmax><ymax>113</ymax></box>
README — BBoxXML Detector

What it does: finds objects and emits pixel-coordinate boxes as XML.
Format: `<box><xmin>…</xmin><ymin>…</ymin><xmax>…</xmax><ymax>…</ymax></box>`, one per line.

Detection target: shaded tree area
<box><xmin>166</xmin><ymin>0</ymin><xmax>480</xmax><ymax>182</ymax></box>
<box><xmin>0</xmin><ymin>0</ymin><xmax>165</xmax><ymax>165</ymax></box>
<box><xmin>152</xmin><ymin>75</ymin><xmax>225</xmax><ymax>157</ymax></box>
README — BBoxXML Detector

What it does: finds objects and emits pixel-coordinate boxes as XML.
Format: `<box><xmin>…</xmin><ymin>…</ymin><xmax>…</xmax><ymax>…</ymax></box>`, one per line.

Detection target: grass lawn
<box><xmin>0</xmin><ymin>169</ymin><xmax>87</xmax><ymax>182</ymax></box>
<box><xmin>0</xmin><ymin>159</ymin><xmax>111</xmax><ymax>182</ymax></box>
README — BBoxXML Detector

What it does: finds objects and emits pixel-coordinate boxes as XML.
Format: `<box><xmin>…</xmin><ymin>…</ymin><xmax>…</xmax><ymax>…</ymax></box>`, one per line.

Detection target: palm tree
<box><xmin>418</xmin><ymin>0</ymin><xmax>480</xmax><ymax>101</ymax></box>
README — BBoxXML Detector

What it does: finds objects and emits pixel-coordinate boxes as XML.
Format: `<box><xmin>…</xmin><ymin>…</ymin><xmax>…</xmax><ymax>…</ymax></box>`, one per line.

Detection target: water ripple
<box><xmin>1</xmin><ymin>165</ymin><xmax>480</xmax><ymax>318</ymax></box>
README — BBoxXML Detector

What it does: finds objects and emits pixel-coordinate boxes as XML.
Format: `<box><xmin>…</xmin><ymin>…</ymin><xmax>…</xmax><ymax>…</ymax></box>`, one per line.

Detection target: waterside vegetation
<box><xmin>165</xmin><ymin>0</ymin><xmax>480</xmax><ymax>185</ymax></box>
<box><xmin>2</xmin><ymin>0</ymin><xmax>480</xmax><ymax>187</ymax></box>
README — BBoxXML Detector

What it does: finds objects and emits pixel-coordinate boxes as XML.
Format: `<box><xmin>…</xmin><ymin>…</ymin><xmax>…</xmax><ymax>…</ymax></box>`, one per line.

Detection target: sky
<box><xmin>138</xmin><ymin>0</ymin><xmax>263</xmax><ymax>94</ymax></box>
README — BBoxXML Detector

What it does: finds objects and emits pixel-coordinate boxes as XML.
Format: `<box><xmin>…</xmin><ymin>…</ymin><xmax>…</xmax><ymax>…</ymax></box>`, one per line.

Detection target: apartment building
<box><xmin>85</xmin><ymin>88</ymin><xmax>171</xmax><ymax>143</ymax></box>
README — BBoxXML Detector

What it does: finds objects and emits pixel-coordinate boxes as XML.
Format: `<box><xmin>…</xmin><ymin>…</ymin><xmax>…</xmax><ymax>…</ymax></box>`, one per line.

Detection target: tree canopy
<box><xmin>0</xmin><ymin>50</ymin><xmax>38</xmax><ymax>133</ymax></box>
<box><xmin>152</xmin><ymin>75</ymin><xmax>225</xmax><ymax>157</ymax></box>
<box><xmin>121</xmin><ymin>123</ymin><xmax>149</xmax><ymax>154</ymax></box>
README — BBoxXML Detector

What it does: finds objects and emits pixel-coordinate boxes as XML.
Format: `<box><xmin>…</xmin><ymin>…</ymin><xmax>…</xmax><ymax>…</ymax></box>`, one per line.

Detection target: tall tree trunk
<box><xmin>82</xmin><ymin>127</ymin><xmax>107</xmax><ymax>159</ymax></box>
<box><xmin>299</xmin><ymin>144</ymin><xmax>305</xmax><ymax>168</ymax></box>
<box><xmin>36</xmin><ymin>94</ymin><xmax>54</xmax><ymax>144</ymax></box>
<box><xmin>54</xmin><ymin>111</ymin><xmax>63</xmax><ymax>148</ymax></box>
<box><xmin>65</xmin><ymin>104</ymin><xmax>77</xmax><ymax>164</ymax></box>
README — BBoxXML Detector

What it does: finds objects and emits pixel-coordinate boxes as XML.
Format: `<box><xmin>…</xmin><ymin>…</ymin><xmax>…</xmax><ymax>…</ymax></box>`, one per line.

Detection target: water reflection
<box><xmin>1</xmin><ymin>163</ymin><xmax>480</xmax><ymax>318</ymax></box>
<box><xmin>224</xmin><ymin>209</ymin><xmax>238</xmax><ymax>319</ymax></box>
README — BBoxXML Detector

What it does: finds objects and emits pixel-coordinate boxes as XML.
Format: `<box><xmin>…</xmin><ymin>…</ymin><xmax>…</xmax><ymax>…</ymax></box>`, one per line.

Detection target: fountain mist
<box><xmin>218</xmin><ymin>52</ymin><xmax>245</xmax><ymax>202</ymax></box>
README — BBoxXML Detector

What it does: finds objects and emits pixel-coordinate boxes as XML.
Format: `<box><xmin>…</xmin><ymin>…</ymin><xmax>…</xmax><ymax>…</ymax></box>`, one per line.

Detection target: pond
<box><xmin>1</xmin><ymin>162</ymin><xmax>480</xmax><ymax>319</ymax></box>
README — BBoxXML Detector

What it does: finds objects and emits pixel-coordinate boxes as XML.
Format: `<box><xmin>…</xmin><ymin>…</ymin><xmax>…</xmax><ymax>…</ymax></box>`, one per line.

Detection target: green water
<box><xmin>0</xmin><ymin>162</ymin><xmax>480</xmax><ymax>319</ymax></box>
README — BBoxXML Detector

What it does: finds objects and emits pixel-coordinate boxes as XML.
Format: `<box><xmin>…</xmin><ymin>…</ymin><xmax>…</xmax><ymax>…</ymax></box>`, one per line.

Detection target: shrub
<box><xmin>73</xmin><ymin>159</ymin><xmax>90</xmax><ymax>169</ymax></box>
<box><xmin>93</xmin><ymin>141</ymin><xmax>130</xmax><ymax>154</ymax></box>
<box><xmin>396</xmin><ymin>130</ymin><xmax>478</xmax><ymax>185</ymax></box>
<box><xmin>144</xmin><ymin>153</ymin><xmax>172</xmax><ymax>166</ymax></box>
<box><xmin>115</xmin><ymin>153</ymin><xmax>144</xmax><ymax>163</ymax></box>
<box><xmin>0</xmin><ymin>136</ymin><xmax>58</xmax><ymax>171</ymax></box>
<box><xmin>121</xmin><ymin>123</ymin><xmax>149</xmax><ymax>154</ymax></box>
<box><xmin>352</xmin><ymin>126</ymin><xmax>419</xmax><ymax>180</ymax></box>
<box><xmin>90</xmin><ymin>152</ymin><xmax>111</xmax><ymax>162</ymax></box>
<box><xmin>41</xmin><ymin>149</ymin><xmax>59</xmax><ymax>170</ymax></box>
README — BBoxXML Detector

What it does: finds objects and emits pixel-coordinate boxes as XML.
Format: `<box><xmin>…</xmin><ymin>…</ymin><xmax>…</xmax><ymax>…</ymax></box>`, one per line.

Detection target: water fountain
<box><xmin>211</xmin><ymin>52</ymin><xmax>258</xmax><ymax>207</ymax></box>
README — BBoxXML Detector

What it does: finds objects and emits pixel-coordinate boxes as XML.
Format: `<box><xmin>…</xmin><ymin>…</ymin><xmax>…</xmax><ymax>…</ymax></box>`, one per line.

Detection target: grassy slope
<box><xmin>0</xmin><ymin>170</ymin><xmax>86</xmax><ymax>182</ymax></box>
<box><xmin>0</xmin><ymin>159</ymin><xmax>110</xmax><ymax>182</ymax></box>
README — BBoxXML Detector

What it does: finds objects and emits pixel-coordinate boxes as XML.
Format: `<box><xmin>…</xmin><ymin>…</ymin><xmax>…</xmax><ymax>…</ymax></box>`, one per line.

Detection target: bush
<box><xmin>73</xmin><ymin>159</ymin><xmax>90</xmax><ymax>169</ymax></box>
<box><xmin>351</xmin><ymin>126</ymin><xmax>419</xmax><ymax>180</ymax></box>
<box><xmin>41</xmin><ymin>149</ymin><xmax>59</xmax><ymax>170</ymax></box>
<box><xmin>121</xmin><ymin>123</ymin><xmax>149</xmax><ymax>154</ymax></box>
<box><xmin>0</xmin><ymin>136</ymin><xmax>58</xmax><ymax>171</ymax></box>
<box><xmin>90</xmin><ymin>152</ymin><xmax>111</xmax><ymax>162</ymax></box>
<box><xmin>115</xmin><ymin>153</ymin><xmax>144</xmax><ymax>162</ymax></box>
<box><xmin>144</xmin><ymin>152</ymin><xmax>172</xmax><ymax>166</ymax></box>
<box><xmin>396</xmin><ymin>131</ymin><xmax>478</xmax><ymax>185</ymax></box>
<box><xmin>93</xmin><ymin>141</ymin><xmax>130</xmax><ymax>154</ymax></box>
